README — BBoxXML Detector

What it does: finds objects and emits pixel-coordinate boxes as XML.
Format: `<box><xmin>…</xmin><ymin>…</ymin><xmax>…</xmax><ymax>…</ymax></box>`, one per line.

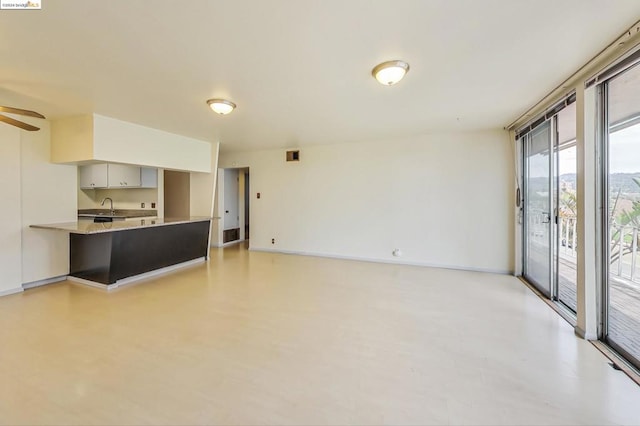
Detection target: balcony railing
<box><xmin>527</xmin><ymin>213</ymin><xmax>577</xmax><ymax>256</ymax></box>
<box><xmin>559</xmin><ymin>216</ymin><xmax>577</xmax><ymax>258</ymax></box>
<box><xmin>531</xmin><ymin>215</ymin><xmax>640</xmax><ymax>285</ymax></box>
<box><xmin>610</xmin><ymin>222</ymin><xmax>640</xmax><ymax>284</ymax></box>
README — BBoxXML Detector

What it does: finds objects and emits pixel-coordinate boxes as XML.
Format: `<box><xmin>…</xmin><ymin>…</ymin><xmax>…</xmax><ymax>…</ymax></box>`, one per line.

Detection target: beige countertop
<box><xmin>31</xmin><ymin>217</ymin><xmax>211</xmax><ymax>235</ymax></box>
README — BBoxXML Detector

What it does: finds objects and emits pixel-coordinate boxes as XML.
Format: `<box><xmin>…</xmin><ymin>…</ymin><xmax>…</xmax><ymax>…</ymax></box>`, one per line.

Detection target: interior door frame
<box><xmin>216</xmin><ymin>166</ymin><xmax>250</xmax><ymax>247</ymax></box>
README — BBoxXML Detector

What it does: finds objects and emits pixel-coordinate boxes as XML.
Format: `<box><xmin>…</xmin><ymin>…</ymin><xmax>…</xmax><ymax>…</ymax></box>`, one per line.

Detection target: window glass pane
<box><xmin>607</xmin><ymin>63</ymin><xmax>640</xmax><ymax>365</ymax></box>
<box><xmin>524</xmin><ymin>122</ymin><xmax>552</xmax><ymax>296</ymax></box>
<box><xmin>557</xmin><ymin>103</ymin><xmax>577</xmax><ymax>312</ymax></box>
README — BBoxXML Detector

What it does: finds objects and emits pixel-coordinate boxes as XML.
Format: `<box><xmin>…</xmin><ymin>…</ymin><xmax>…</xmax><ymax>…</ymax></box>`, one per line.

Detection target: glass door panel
<box><xmin>605</xmin><ymin>63</ymin><xmax>640</xmax><ymax>367</ymax></box>
<box><xmin>556</xmin><ymin>103</ymin><xmax>578</xmax><ymax>312</ymax></box>
<box><xmin>524</xmin><ymin>121</ymin><xmax>553</xmax><ymax>297</ymax></box>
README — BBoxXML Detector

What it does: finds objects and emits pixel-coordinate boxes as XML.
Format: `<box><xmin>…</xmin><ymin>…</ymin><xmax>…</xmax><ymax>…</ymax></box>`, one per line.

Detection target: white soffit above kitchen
<box><xmin>1</xmin><ymin>0</ymin><xmax>639</xmax><ymax>152</ymax></box>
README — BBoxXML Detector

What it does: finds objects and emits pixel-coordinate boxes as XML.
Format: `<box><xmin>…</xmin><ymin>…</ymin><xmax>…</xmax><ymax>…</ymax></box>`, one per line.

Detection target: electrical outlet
<box><xmin>271</xmin><ymin>238</ymin><xmax>275</xmax><ymax>244</ymax></box>
<box><xmin>141</xmin><ymin>202</ymin><xmax>145</xmax><ymax>208</ymax></box>
<box><xmin>151</xmin><ymin>202</ymin><xmax>156</xmax><ymax>208</ymax></box>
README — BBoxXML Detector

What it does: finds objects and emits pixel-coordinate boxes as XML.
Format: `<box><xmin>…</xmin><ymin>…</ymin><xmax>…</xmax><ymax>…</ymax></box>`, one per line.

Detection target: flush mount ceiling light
<box><xmin>207</xmin><ymin>99</ymin><xmax>236</xmax><ymax>115</ymax></box>
<box><xmin>371</xmin><ymin>60</ymin><xmax>410</xmax><ymax>85</ymax></box>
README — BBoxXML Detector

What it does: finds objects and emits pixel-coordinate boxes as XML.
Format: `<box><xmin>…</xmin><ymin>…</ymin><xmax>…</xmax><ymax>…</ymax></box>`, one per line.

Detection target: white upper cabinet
<box><xmin>79</xmin><ymin>164</ymin><xmax>157</xmax><ymax>189</ymax></box>
<box><xmin>79</xmin><ymin>164</ymin><xmax>108</xmax><ymax>188</ymax></box>
<box><xmin>140</xmin><ymin>167</ymin><xmax>158</xmax><ymax>188</ymax></box>
<box><xmin>107</xmin><ymin>164</ymin><xmax>141</xmax><ymax>188</ymax></box>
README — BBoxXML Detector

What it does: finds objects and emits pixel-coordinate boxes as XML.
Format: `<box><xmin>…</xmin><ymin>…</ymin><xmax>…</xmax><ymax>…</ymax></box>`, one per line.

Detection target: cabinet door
<box><xmin>140</xmin><ymin>168</ymin><xmax>158</xmax><ymax>188</ymax></box>
<box><xmin>92</xmin><ymin>164</ymin><xmax>108</xmax><ymax>188</ymax></box>
<box><xmin>107</xmin><ymin>164</ymin><xmax>141</xmax><ymax>187</ymax></box>
<box><xmin>79</xmin><ymin>166</ymin><xmax>93</xmax><ymax>188</ymax></box>
<box><xmin>79</xmin><ymin>164</ymin><xmax>108</xmax><ymax>189</ymax></box>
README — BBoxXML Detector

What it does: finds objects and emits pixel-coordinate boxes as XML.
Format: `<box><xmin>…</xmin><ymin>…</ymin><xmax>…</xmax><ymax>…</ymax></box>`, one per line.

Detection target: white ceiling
<box><xmin>1</xmin><ymin>0</ymin><xmax>639</xmax><ymax>152</ymax></box>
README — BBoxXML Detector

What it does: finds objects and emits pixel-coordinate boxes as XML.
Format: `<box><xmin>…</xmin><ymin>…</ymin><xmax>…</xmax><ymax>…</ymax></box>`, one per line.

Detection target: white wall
<box><xmin>190</xmin><ymin>142</ymin><xmax>220</xmax><ymax>250</ymax></box>
<box><xmin>190</xmin><ymin>142</ymin><xmax>220</xmax><ymax>217</ymax></box>
<box><xmin>0</xmin><ymin>124</ymin><xmax>23</xmax><ymax>295</ymax></box>
<box><xmin>93</xmin><ymin>115</ymin><xmax>212</xmax><ymax>172</ymax></box>
<box><xmin>52</xmin><ymin>114</ymin><xmax>213</xmax><ymax>173</ymax></box>
<box><xmin>212</xmin><ymin>169</ymin><xmax>224</xmax><ymax>246</ymax></box>
<box><xmin>50</xmin><ymin>114</ymin><xmax>94</xmax><ymax>163</ymax></box>
<box><xmin>219</xmin><ymin>130</ymin><xmax>514</xmax><ymax>273</ymax></box>
<box><xmin>78</xmin><ymin>187</ymin><xmax>158</xmax><ymax>211</ymax></box>
<box><xmin>0</xmin><ymin>117</ymin><xmax>76</xmax><ymax>294</ymax></box>
<box><xmin>223</xmin><ymin>169</ymin><xmax>240</xmax><ymax>231</ymax></box>
<box><xmin>21</xmin><ymin>120</ymin><xmax>77</xmax><ymax>284</ymax></box>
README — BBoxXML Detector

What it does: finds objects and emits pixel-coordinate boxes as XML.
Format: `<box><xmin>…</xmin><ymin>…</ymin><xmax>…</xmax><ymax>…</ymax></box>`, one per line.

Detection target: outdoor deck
<box><xmin>527</xmin><ymin>214</ymin><xmax>640</xmax><ymax>365</ymax></box>
<box><xmin>558</xmin><ymin>253</ymin><xmax>640</xmax><ymax>362</ymax></box>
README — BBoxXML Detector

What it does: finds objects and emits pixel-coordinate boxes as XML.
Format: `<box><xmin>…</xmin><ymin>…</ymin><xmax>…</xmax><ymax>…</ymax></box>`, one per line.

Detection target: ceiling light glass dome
<box><xmin>371</xmin><ymin>60</ymin><xmax>410</xmax><ymax>85</ymax></box>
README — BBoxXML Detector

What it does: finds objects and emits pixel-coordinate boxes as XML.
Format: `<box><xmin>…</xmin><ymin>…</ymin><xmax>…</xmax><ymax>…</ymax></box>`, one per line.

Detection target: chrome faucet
<box><xmin>100</xmin><ymin>197</ymin><xmax>114</xmax><ymax>215</ymax></box>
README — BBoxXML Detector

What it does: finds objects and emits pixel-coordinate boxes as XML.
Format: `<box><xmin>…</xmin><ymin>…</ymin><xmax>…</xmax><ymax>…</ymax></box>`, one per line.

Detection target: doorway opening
<box><xmin>164</xmin><ymin>170</ymin><xmax>190</xmax><ymax>217</ymax></box>
<box><xmin>216</xmin><ymin>167</ymin><xmax>249</xmax><ymax>246</ymax></box>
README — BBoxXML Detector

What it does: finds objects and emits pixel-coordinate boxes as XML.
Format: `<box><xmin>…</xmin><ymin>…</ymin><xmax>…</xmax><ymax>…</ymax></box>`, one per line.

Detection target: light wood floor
<box><xmin>1</xmin><ymin>245</ymin><xmax>639</xmax><ymax>425</ymax></box>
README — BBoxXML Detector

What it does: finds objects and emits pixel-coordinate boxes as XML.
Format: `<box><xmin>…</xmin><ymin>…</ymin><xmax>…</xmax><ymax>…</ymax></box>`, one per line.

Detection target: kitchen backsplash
<box><xmin>78</xmin><ymin>187</ymin><xmax>159</xmax><ymax>210</ymax></box>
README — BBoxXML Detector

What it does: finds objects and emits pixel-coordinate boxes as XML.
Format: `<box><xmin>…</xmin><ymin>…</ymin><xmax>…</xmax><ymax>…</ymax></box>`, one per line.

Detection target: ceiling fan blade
<box><xmin>0</xmin><ymin>106</ymin><xmax>45</xmax><ymax>119</ymax></box>
<box><xmin>0</xmin><ymin>114</ymin><xmax>40</xmax><ymax>131</ymax></box>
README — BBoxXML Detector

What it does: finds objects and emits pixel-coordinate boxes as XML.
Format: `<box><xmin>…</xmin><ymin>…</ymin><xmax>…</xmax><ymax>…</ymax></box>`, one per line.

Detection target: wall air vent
<box><xmin>286</xmin><ymin>150</ymin><xmax>300</xmax><ymax>162</ymax></box>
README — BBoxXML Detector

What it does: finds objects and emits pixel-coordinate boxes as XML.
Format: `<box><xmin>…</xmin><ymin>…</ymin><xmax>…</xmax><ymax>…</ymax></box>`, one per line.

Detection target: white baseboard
<box><xmin>249</xmin><ymin>247</ymin><xmax>513</xmax><ymax>275</ymax></box>
<box><xmin>68</xmin><ymin>257</ymin><xmax>206</xmax><ymax>291</ymax></box>
<box><xmin>22</xmin><ymin>275</ymin><xmax>67</xmax><ymax>290</ymax></box>
<box><xmin>0</xmin><ymin>286</ymin><xmax>24</xmax><ymax>297</ymax></box>
<box><xmin>212</xmin><ymin>239</ymin><xmax>247</xmax><ymax>248</ymax></box>
<box><xmin>67</xmin><ymin>276</ymin><xmax>112</xmax><ymax>290</ymax></box>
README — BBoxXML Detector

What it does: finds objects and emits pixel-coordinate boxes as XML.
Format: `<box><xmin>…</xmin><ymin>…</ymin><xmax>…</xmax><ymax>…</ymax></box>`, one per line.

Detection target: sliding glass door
<box><xmin>556</xmin><ymin>103</ymin><xmax>578</xmax><ymax>312</ymax></box>
<box><xmin>523</xmin><ymin>121</ymin><xmax>553</xmax><ymax>297</ymax></box>
<box><xmin>521</xmin><ymin>99</ymin><xmax>578</xmax><ymax>313</ymax></box>
<box><xmin>602</xmin><ymin>62</ymin><xmax>640</xmax><ymax>369</ymax></box>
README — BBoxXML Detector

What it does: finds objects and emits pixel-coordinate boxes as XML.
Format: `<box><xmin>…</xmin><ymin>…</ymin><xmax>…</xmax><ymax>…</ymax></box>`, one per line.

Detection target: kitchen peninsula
<box><xmin>32</xmin><ymin>217</ymin><xmax>211</xmax><ymax>289</ymax></box>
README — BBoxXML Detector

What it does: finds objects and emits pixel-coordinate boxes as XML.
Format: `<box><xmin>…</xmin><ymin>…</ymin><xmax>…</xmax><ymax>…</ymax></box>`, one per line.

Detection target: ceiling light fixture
<box><xmin>207</xmin><ymin>99</ymin><xmax>236</xmax><ymax>115</ymax></box>
<box><xmin>371</xmin><ymin>60</ymin><xmax>410</xmax><ymax>85</ymax></box>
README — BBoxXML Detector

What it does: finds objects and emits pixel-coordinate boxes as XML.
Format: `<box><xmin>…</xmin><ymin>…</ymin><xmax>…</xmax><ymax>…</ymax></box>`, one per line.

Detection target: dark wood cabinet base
<box><xmin>70</xmin><ymin>220</ymin><xmax>210</xmax><ymax>285</ymax></box>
